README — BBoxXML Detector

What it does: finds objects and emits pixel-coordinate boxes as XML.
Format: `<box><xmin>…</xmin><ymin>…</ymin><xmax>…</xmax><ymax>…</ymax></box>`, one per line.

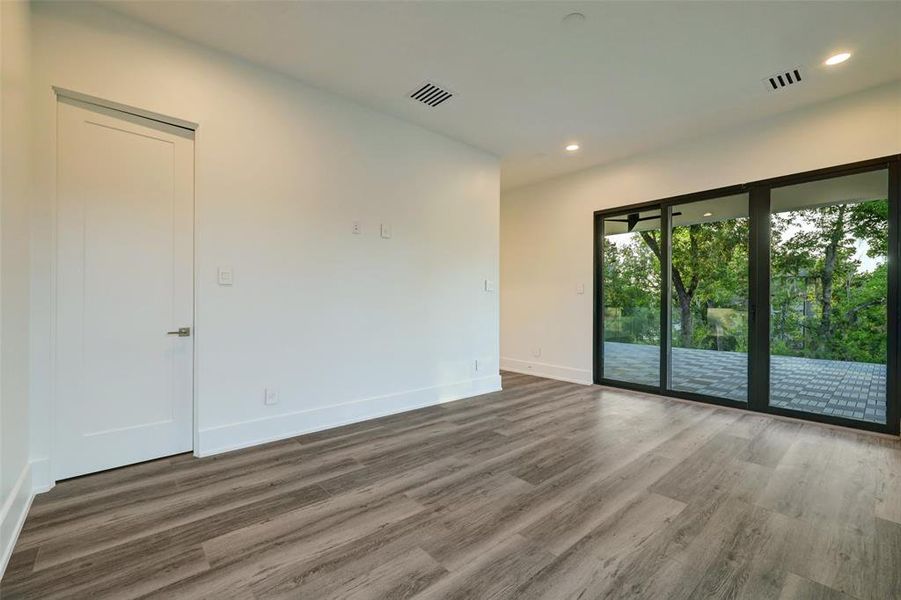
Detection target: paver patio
<box><xmin>603</xmin><ymin>341</ymin><xmax>886</xmax><ymax>424</ymax></box>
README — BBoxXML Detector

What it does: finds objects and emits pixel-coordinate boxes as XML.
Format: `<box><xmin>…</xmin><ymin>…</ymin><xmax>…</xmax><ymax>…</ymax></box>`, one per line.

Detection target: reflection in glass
<box><xmin>668</xmin><ymin>195</ymin><xmax>749</xmax><ymax>401</ymax></box>
<box><xmin>770</xmin><ymin>170</ymin><xmax>888</xmax><ymax>424</ymax></box>
<box><xmin>602</xmin><ymin>210</ymin><xmax>661</xmax><ymax>387</ymax></box>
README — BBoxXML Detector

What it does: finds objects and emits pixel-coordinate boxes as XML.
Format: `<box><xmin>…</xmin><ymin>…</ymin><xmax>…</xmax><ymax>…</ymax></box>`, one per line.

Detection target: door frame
<box><xmin>594</xmin><ymin>154</ymin><xmax>901</xmax><ymax>436</ymax></box>
<box><xmin>49</xmin><ymin>88</ymin><xmax>201</xmax><ymax>482</ymax></box>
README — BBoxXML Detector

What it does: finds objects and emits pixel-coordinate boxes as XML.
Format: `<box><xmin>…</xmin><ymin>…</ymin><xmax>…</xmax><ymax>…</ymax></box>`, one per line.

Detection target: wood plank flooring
<box><xmin>3</xmin><ymin>372</ymin><xmax>900</xmax><ymax>599</ymax></box>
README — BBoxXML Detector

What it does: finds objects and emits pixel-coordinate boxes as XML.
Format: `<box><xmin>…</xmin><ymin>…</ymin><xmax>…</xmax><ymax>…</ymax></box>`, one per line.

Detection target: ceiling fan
<box><xmin>607</xmin><ymin>211</ymin><xmax>682</xmax><ymax>232</ymax></box>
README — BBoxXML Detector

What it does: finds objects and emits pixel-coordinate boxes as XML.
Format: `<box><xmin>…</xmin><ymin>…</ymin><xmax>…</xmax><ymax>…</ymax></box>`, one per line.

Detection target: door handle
<box><xmin>167</xmin><ymin>327</ymin><xmax>191</xmax><ymax>337</ymax></box>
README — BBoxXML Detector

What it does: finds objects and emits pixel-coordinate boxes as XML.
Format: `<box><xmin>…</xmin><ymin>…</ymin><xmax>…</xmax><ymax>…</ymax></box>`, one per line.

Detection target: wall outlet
<box><xmin>380</xmin><ymin>223</ymin><xmax>392</xmax><ymax>239</ymax></box>
<box><xmin>217</xmin><ymin>266</ymin><xmax>234</xmax><ymax>286</ymax></box>
<box><xmin>264</xmin><ymin>387</ymin><xmax>279</xmax><ymax>406</ymax></box>
<box><xmin>532</xmin><ymin>347</ymin><xmax>542</xmax><ymax>358</ymax></box>
<box><xmin>352</xmin><ymin>221</ymin><xmax>362</xmax><ymax>235</ymax></box>
<box><xmin>576</xmin><ymin>283</ymin><xmax>585</xmax><ymax>295</ymax></box>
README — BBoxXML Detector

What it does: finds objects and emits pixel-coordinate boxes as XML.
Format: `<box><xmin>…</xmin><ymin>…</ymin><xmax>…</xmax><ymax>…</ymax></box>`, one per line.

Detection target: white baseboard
<box><xmin>500</xmin><ymin>357</ymin><xmax>593</xmax><ymax>385</ymax></box>
<box><xmin>197</xmin><ymin>374</ymin><xmax>503</xmax><ymax>457</ymax></box>
<box><xmin>30</xmin><ymin>458</ymin><xmax>54</xmax><ymax>494</ymax></box>
<box><xmin>0</xmin><ymin>463</ymin><xmax>34</xmax><ymax>581</ymax></box>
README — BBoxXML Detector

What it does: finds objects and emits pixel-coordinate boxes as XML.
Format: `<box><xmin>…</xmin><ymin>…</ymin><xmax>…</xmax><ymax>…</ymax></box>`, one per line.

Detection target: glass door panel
<box><xmin>602</xmin><ymin>209</ymin><xmax>661</xmax><ymax>387</ymax></box>
<box><xmin>769</xmin><ymin>169</ymin><xmax>889</xmax><ymax>424</ymax></box>
<box><xmin>668</xmin><ymin>194</ymin><xmax>749</xmax><ymax>401</ymax></box>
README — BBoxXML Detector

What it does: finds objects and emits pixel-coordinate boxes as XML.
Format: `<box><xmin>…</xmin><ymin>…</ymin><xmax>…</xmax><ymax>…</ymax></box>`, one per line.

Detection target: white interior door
<box><xmin>55</xmin><ymin>97</ymin><xmax>194</xmax><ymax>480</ymax></box>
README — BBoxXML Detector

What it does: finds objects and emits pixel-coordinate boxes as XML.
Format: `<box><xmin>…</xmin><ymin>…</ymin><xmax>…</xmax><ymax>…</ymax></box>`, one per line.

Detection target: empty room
<box><xmin>1</xmin><ymin>1</ymin><xmax>899</xmax><ymax>598</ymax></box>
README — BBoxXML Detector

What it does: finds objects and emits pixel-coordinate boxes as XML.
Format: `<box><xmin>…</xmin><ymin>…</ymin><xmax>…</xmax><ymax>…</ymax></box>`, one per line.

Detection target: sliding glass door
<box><xmin>768</xmin><ymin>169</ymin><xmax>890</xmax><ymax>424</ymax></box>
<box><xmin>667</xmin><ymin>194</ymin><xmax>749</xmax><ymax>402</ymax></box>
<box><xmin>600</xmin><ymin>210</ymin><xmax>661</xmax><ymax>387</ymax></box>
<box><xmin>595</xmin><ymin>156</ymin><xmax>899</xmax><ymax>435</ymax></box>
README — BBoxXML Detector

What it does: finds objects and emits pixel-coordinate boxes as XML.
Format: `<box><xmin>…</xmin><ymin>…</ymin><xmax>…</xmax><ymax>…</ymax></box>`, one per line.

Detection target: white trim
<box><xmin>197</xmin><ymin>374</ymin><xmax>503</xmax><ymax>457</ymax></box>
<box><xmin>0</xmin><ymin>463</ymin><xmax>34</xmax><ymax>581</ymax></box>
<box><xmin>500</xmin><ymin>357</ymin><xmax>592</xmax><ymax>385</ymax></box>
<box><xmin>47</xmin><ymin>88</ymin><xmax>60</xmax><ymax>486</ymax></box>
<box><xmin>52</xmin><ymin>87</ymin><xmax>198</xmax><ymax>131</ymax></box>
<box><xmin>29</xmin><ymin>458</ymin><xmax>54</xmax><ymax>494</ymax></box>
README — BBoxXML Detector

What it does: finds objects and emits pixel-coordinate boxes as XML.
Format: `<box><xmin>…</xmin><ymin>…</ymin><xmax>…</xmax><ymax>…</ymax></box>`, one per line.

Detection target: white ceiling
<box><xmin>102</xmin><ymin>1</ymin><xmax>901</xmax><ymax>190</ymax></box>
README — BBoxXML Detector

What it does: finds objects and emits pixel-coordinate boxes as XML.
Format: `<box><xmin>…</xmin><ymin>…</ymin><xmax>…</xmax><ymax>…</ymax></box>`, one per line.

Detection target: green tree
<box><xmin>603</xmin><ymin>237</ymin><xmax>659</xmax><ymax>344</ymax></box>
<box><xmin>638</xmin><ymin>218</ymin><xmax>747</xmax><ymax>348</ymax></box>
<box><xmin>603</xmin><ymin>198</ymin><xmax>888</xmax><ymax>364</ymax></box>
<box><xmin>770</xmin><ymin>198</ymin><xmax>886</xmax><ymax>362</ymax></box>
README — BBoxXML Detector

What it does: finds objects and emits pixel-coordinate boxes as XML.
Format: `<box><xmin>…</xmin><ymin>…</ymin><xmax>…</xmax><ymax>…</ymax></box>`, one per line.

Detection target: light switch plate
<box><xmin>484</xmin><ymin>279</ymin><xmax>495</xmax><ymax>292</ymax></box>
<box><xmin>264</xmin><ymin>387</ymin><xmax>279</xmax><ymax>406</ymax></box>
<box><xmin>576</xmin><ymin>283</ymin><xmax>585</xmax><ymax>295</ymax></box>
<box><xmin>380</xmin><ymin>223</ymin><xmax>392</xmax><ymax>239</ymax></box>
<box><xmin>218</xmin><ymin>266</ymin><xmax>234</xmax><ymax>286</ymax></box>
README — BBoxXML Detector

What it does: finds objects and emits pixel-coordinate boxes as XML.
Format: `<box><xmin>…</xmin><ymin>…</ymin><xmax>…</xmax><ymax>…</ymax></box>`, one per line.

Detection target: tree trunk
<box><xmin>639</xmin><ymin>230</ymin><xmax>697</xmax><ymax>347</ymax></box>
<box><xmin>678</xmin><ymin>291</ymin><xmax>693</xmax><ymax>347</ymax></box>
<box><xmin>820</xmin><ymin>204</ymin><xmax>846</xmax><ymax>343</ymax></box>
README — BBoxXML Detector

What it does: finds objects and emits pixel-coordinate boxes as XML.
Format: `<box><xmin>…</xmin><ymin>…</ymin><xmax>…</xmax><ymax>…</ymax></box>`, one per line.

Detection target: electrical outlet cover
<box><xmin>217</xmin><ymin>266</ymin><xmax>234</xmax><ymax>286</ymax></box>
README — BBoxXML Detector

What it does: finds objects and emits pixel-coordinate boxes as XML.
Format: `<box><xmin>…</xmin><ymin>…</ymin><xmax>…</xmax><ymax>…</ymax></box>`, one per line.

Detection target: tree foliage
<box><xmin>603</xmin><ymin>198</ymin><xmax>887</xmax><ymax>364</ymax></box>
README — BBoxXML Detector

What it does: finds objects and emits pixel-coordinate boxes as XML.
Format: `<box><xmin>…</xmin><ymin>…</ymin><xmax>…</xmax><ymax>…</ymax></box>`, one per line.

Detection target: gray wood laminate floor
<box><xmin>3</xmin><ymin>372</ymin><xmax>900</xmax><ymax>599</ymax></box>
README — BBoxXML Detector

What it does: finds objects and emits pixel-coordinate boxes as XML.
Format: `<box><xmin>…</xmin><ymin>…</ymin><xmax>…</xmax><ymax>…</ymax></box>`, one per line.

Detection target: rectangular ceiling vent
<box><xmin>763</xmin><ymin>68</ymin><xmax>803</xmax><ymax>92</ymax></box>
<box><xmin>409</xmin><ymin>82</ymin><xmax>454</xmax><ymax>107</ymax></box>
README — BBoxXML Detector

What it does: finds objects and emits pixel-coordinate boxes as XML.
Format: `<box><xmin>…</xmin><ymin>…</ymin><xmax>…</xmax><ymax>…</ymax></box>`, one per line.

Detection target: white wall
<box><xmin>500</xmin><ymin>81</ymin><xmax>901</xmax><ymax>384</ymax></box>
<box><xmin>29</xmin><ymin>2</ymin><xmax>500</xmax><ymax>467</ymax></box>
<box><xmin>1</xmin><ymin>0</ymin><xmax>34</xmax><ymax>577</ymax></box>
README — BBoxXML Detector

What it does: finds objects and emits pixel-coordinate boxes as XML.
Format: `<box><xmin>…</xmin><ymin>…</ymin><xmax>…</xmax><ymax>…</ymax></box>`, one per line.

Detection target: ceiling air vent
<box><xmin>763</xmin><ymin>68</ymin><xmax>803</xmax><ymax>92</ymax></box>
<box><xmin>409</xmin><ymin>82</ymin><xmax>454</xmax><ymax>107</ymax></box>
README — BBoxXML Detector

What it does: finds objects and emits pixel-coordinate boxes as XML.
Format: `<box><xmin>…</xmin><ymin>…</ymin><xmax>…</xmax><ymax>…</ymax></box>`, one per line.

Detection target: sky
<box><xmin>776</xmin><ymin>213</ymin><xmax>883</xmax><ymax>274</ymax></box>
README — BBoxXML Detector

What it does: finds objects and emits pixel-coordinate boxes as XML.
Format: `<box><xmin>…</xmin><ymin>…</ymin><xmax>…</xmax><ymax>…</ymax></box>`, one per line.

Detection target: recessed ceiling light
<box><xmin>825</xmin><ymin>52</ymin><xmax>851</xmax><ymax>66</ymax></box>
<box><xmin>703</xmin><ymin>212</ymin><xmax>713</xmax><ymax>217</ymax></box>
<box><xmin>565</xmin><ymin>143</ymin><xmax>580</xmax><ymax>152</ymax></box>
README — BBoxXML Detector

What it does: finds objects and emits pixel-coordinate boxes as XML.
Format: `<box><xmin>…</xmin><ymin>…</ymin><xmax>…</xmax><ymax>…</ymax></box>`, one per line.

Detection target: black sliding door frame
<box><xmin>593</xmin><ymin>155</ymin><xmax>901</xmax><ymax>436</ymax></box>
<box><xmin>595</xmin><ymin>184</ymin><xmax>748</xmax><ymax>409</ymax></box>
<box><xmin>595</xmin><ymin>207</ymin><xmax>663</xmax><ymax>396</ymax></box>
<box><xmin>747</xmin><ymin>185</ymin><xmax>769</xmax><ymax>415</ymax></box>
<box><xmin>660</xmin><ymin>206</ymin><xmax>672</xmax><ymax>392</ymax></box>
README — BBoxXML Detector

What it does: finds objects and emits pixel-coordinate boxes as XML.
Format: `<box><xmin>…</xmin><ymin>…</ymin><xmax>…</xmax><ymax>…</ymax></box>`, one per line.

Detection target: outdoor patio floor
<box><xmin>603</xmin><ymin>341</ymin><xmax>887</xmax><ymax>424</ymax></box>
